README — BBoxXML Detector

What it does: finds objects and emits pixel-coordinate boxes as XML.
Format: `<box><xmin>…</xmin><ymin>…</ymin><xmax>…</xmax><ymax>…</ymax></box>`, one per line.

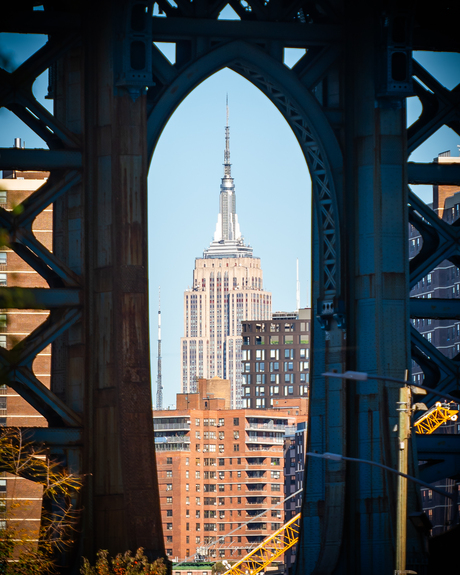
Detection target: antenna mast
<box><xmin>296</xmin><ymin>258</ymin><xmax>300</xmax><ymax>312</ymax></box>
<box><xmin>224</xmin><ymin>94</ymin><xmax>231</xmax><ymax>178</ymax></box>
<box><xmin>156</xmin><ymin>287</ymin><xmax>163</xmax><ymax>410</ymax></box>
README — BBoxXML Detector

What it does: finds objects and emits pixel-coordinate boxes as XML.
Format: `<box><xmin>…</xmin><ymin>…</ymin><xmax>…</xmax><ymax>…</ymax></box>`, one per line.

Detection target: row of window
<box><xmin>243</xmin><ymin>322</ymin><xmax>310</xmax><ymax>333</ymax></box>
<box><xmin>243</xmin><ymin>374</ymin><xmax>309</xmax><ymax>385</ymax></box>
<box><xmin>179</xmin><ymin>457</ymin><xmax>281</xmax><ymax>466</ymax></box>
<box><xmin>243</xmin><ymin>335</ymin><xmax>309</xmax><ymax>345</ymax></box>
<box><xmin>164</xmin><ymin>469</ymin><xmax>281</xmax><ymax>480</ymax></box>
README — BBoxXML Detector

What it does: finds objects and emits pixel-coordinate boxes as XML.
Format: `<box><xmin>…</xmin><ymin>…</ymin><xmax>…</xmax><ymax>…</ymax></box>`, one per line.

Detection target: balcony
<box><xmin>246</xmin><ymin>436</ymin><xmax>284</xmax><ymax>444</ymax></box>
<box><xmin>246</xmin><ymin>497</ymin><xmax>266</xmax><ymax>505</ymax></box>
<box><xmin>155</xmin><ymin>435</ymin><xmax>190</xmax><ymax>443</ymax></box>
<box><xmin>154</xmin><ymin>443</ymin><xmax>190</xmax><ymax>452</ymax></box>
<box><xmin>247</xmin><ymin>445</ymin><xmax>283</xmax><ymax>453</ymax></box>
<box><xmin>154</xmin><ymin>435</ymin><xmax>191</xmax><ymax>451</ymax></box>
<box><xmin>246</xmin><ymin>523</ymin><xmax>267</xmax><ymax>531</ymax></box>
<box><xmin>154</xmin><ymin>421</ymin><xmax>190</xmax><ymax>431</ymax></box>
<box><xmin>246</xmin><ymin>484</ymin><xmax>266</xmax><ymax>492</ymax></box>
<box><xmin>245</xmin><ymin>423</ymin><xmax>290</xmax><ymax>432</ymax></box>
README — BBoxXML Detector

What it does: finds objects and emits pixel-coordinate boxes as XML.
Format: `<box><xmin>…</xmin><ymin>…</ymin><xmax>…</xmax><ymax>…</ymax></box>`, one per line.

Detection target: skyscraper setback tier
<box><xmin>181</xmin><ymin>105</ymin><xmax>271</xmax><ymax>407</ymax></box>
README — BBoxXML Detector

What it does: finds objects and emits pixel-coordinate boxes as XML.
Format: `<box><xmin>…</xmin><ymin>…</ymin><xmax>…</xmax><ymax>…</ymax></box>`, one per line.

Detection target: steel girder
<box><xmin>1</xmin><ymin>0</ymin><xmax>459</xmax><ymax>572</ymax></box>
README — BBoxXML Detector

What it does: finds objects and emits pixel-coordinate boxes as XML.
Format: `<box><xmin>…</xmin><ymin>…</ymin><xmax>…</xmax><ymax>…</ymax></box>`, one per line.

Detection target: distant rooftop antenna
<box><xmin>155</xmin><ymin>287</ymin><xmax>163</xmax><ymax>410</ymax></box>
<box><xmin>296</xmin><ymin>258</ymin><xmax>300</xmax><ymax>311</ymax></box>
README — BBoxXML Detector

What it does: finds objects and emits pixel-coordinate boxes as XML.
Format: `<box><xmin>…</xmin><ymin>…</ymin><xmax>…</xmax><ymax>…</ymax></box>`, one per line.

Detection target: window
<box><xmin>166</xmin><ymin>536</ymin><xmax>173</xmax><ymax>542</ymax></box>
<box><xmin>166</xmin><ymin>509</ymin><xmax>173</xmax><ymax>517</ymax></box>
<box><xmin>166</xmin><ymin>471</ymin><xmax>173</xmax><ymax>478</ymax></box>
<box><xmin>233</xmin><ymin>431</ymin><xmax>239</xmax><ymax>439</ymax></box>
<box><xmin>166</xmin><ymin>497</ymin><xmax>172</xmax><ymax>504</ymax></box>
<box><xmin>233</xmin><ymin>418</ymin><xmax>239</xmax><ymax>426</ymax></box>
<box><xmin>0</xmin><ymin>274</ymin><xmax>6</xmax><ymax>287</ymax></box>
<box><xmin>166</xmin><ymin>523</ymin><xmax>173</xmax><ymax>530</ymax></box>
<box><xmin>219</xmin><ymin>418</ymin><xmax>225</xmax><ymax>426</ymax></box>
<box><xmin>186</xmin><ymin>523</ymin><xmax>190</xmax><ymax>531</ymax></box>
<box><xmin>166</xmin><ymin>484</ymin><xmax>172</xmax><ymax>491</ymax></box>
<box><xmin>255</xmin><ymin>349</ymin><xmax>265</xmax><ymax>360</ymax></box>
<box><xmin>271</xmin><ymin>471</ymin><xmax>280</xmax><ymax>479</ymax></box>
<box><xmin>219</xmin><ymin>523</ymin><xmax>225</xmax><ymax>531</ymax></box>
<box><xmin>167</xmin><ymin>457</ymin><xmax>173</xmax><ymax>465</ymax></box>
<box><xmin>233</xmin><ymin>444</ymin><xmax>239</xmax><ymax>452</ymax></box>
<box><xmin>271</xmin><ymin>484</ymin><xmax>281</xmax><ymax>491</ymax></box>
<box><xmin>196</xmin><ymin>484</ymin><xmax>201</xmax><ymax>491</ymax></box>
<box><xmin>0</xmin><ymin>253</ymin><xmax>6</xmax><ymax>265</ymax></box>
<box><xmin>219</xmin><ymin>431</ymin><xmax>225</xmax><ymax>439</ymax></box>
<box><xmin>186</xmin><ymin>484</ymin><xmax>189</xmax><ymax>491</ymax></box>
<box><xmin>196</xmin><ymin>497</ymin><xmax>201</xmax><ymax>505</ymax></box>
<box><xmin>219</xmin><ymin>458</ymin><xmax>225</xmax><ymax>466</ymax></box>
<box><xmin>196</xmin><ymin>418</ymin><xmax>200</xmax><ymax>426</ymax></box>
<box><xmin>196</xmin><ymin>431</ymin><xmax>201</xmax><ymax>438</ymax></box>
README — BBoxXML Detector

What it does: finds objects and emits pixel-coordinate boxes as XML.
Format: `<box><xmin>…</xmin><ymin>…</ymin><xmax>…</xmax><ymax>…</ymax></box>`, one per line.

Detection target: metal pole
<box><xmin>395</xmin><ymin>375</ymin><xmax>411</xmax><ymax>574</ymax></box>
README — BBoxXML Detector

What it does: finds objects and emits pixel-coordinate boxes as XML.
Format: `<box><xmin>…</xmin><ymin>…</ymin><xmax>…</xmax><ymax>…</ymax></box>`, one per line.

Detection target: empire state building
<box><xmin>181</xmin><ymin>105</ymin><xmax>272</xmax><ymax>408</ymax></box>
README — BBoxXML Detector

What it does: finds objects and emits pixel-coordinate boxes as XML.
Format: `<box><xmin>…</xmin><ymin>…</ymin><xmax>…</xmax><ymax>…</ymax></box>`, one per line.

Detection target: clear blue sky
<box><xmin>1</xmin><ymin>29</ymin><xmax>459</xmax><ymax>409</ymax></box>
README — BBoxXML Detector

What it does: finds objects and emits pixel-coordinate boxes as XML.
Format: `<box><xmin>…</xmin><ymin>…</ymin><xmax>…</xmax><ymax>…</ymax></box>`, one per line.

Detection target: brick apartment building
<box><xmin>0</xmin><ymin>164</ymin><xmax>51</xmax><ymax>536</ymax></box>
<box><xmin>240</xmin><ymin>309</ymin><xmax>311</xmax><ymax>409</ymax></box>
<box><xmin>154</xmin><ymin>377</ymin><xmax>307</xmax><ymax>562</ymax></box>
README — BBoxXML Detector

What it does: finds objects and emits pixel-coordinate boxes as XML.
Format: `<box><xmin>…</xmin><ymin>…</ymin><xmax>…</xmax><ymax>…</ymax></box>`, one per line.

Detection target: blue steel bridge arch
<box><xmin>146</xmin><ymin>39</ymin><xmax>344</xmax><ymax>324</ymax></box>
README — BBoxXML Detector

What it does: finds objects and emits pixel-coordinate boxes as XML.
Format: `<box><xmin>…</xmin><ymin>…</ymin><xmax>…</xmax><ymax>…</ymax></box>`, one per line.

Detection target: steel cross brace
<box><xmin>408</xmin><ymin>190</ymin><xmax>460</xmax><ymax>287</ymax></box>
<box><xmin>410</xmin><ymin>325</ymin><xmax>460</xmax><ymax>400</ymax></box>
<box><xmin>408</xmin><ymin>59</ymin><xmax>460</xmax><ymax>154</ymax></box>
<box><xmin>0</xmin><ymin>308</ymin><xmax>82</xmax><ymax>427</ymax></box>
<box><xmin>0</xmin><ymin>34</ymin><xmax>81</xmax><ymax>150</ymax></box>
<box><xmin>0</xmin><ymin>171</ymin><xmax>81</xmax><ymax>287</ymax></box>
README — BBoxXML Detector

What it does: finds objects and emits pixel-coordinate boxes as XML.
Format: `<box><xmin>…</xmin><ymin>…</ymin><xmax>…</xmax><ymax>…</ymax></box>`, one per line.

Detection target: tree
<box><xmin>0</xmin><ymin>427</ymin><xmax>82</xmax><ymax>574</ymax></box>
<box><xmin>80</xmin><ymin>548</ymin><xmax>167</xmax><ymax>575</ymax></box>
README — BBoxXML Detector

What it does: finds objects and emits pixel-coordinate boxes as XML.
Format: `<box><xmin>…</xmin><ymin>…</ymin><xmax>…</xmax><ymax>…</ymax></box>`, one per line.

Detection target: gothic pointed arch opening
<box><xmin>147</xmin><ymin>39</ymin><xmax>345</xmax><ymax>401</ymax></box>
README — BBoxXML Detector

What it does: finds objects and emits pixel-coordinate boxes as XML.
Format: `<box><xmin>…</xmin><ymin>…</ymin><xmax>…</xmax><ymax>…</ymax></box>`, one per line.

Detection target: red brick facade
<box><xmin>154</xmin><ymin>379</ymin><xmax>307</xmax><ymax>562</ymax></box>
<box><xmin>0</xmin><ymin>170</ymin><xmax>51</xmax><ymax>538</ymax></box>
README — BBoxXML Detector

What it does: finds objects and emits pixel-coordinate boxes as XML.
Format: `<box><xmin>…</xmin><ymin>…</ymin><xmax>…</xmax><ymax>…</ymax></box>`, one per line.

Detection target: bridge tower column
<box><xmin>344</xmin><ymin>14</ymin><xmax>413</xmax><ymax>572</ymax></box>
<box><xmin>52</xmin><ymin>0</ymin><xmax>165</xmax><ymax>558</ymax></box>
<box><xmin>299</xmin><ymin>8</ymin><xmax>424</xmax><ymax>574</ymax></box>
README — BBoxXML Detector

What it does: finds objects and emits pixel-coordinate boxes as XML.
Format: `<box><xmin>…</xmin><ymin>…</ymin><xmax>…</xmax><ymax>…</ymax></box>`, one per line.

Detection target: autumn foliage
<box><xmin>80</xmin><ymin>548</ymin><xmax>167</xmax><ymax>575</ymax></box>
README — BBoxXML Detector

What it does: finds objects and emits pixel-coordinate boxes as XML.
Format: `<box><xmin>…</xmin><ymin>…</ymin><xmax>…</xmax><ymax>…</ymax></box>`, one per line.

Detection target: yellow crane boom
<box><xmin>222</xmin><ymin>513</ymin><xmax>301</xmax><ymax>575</ymax></box>
<box><xmin>414</xmin><ymin>402</ymin><xmax>458</xmax><ymax>434</ymax></box>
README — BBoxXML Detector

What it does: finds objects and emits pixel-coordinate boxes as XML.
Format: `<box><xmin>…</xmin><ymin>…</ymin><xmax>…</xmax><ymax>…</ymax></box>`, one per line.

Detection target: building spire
<box><xmin>224</xmin><ymin>94</ymin><xmax>231</xmax><ymax>179</ymax></box>
<box><xmin>203</xmin><ymin>98</ymin><xmax>253</xmax><ymax>259</ymax></box>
